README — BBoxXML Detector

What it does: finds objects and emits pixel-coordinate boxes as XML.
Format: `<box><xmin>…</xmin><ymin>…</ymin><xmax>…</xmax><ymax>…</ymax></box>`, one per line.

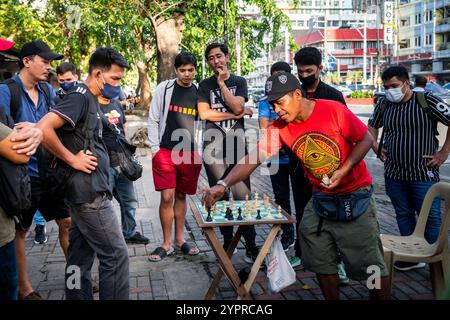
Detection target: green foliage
<box><xmin>349</xmin><ymin>91</ymin><xmax>374</xmax><ymax>99</ymax></box>
<box><xmin>1</xmin><ymin>0</ymin><xmax>291</xmax><ymax>86</ymax></box>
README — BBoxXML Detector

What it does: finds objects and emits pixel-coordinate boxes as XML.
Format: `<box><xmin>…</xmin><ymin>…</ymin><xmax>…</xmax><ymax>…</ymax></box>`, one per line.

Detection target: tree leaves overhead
<box><xmin>0</xmin><ymin>0</ymin><xmax>293</xmax><ymax>85</ymax></box>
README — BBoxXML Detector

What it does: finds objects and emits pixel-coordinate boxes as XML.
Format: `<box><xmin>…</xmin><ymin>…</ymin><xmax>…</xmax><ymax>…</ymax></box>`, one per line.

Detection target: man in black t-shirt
<box><xmin>100</xmin><ymin>98</ymin><xmax>149</xmax><ymax>245</ymax></box>
<box><xmin>37</xmin><ymin>47</ymin><xmax>130</xmax><ymax>300</ymax></box>
<box><xmin>148</xmin><ymin>52</ymin><xmax>202</xmax><ymax>261</ymax></box>
<box><xmin>197</xmin><ymin>43</ymin><xmax>258</xmax><ymax>263</ymax></box>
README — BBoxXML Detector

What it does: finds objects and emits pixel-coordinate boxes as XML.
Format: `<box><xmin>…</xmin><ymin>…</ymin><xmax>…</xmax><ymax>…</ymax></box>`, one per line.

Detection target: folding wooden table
<box><xmin>189</xmin><ymin>200</ymin><xmax>296</xmax><ymax>300</ymax></box>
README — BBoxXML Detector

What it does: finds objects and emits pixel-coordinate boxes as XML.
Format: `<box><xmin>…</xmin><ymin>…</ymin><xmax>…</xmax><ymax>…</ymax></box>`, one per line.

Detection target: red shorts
<box><xmin>152</xmin><ymin>147</ymin><xmax>202</xmax><ymax>194</ymax></box>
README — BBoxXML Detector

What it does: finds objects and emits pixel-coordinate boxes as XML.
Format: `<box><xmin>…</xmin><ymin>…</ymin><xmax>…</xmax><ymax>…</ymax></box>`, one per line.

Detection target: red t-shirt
<box><xmin>258</xmin><ymin>99</ymin><xmax>372</xmax><ymax>194</ymax></box>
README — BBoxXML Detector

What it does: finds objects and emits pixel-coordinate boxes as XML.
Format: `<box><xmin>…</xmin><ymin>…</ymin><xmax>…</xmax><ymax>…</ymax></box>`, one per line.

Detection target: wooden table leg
<box><xmin>243</xmin><ymin>224</ymin><xmax>281</xmax><ymax>294</ymax></box>
<box><xmin>203</xmin><ymin>228</ymin><xmax>247</xmax><ymax>299</ymax></box>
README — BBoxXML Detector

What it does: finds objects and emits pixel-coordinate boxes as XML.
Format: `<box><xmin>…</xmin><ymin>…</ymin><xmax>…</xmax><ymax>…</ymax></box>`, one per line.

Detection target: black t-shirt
<box><xmin>302</xmin><ymin>80</ymin><xmax>347</xmax><ymax>106</ymax></box>
<box><xmin>198</xmin><ymin>75</ymin><xmax>248</xmax><ymax>159</ymax></box>
<box><xmin>51</xmin><ymin>84</ymin><xmax>111</xmax><ymax>204</ymax></box>
<box><xmin>99</xmin><ymin>100</ymin><xmax>126</xmax><ymax>167</ymax></box>
<box><xmin>160</xmin><ymin>82</ymin><xmax>198</xmax><ymax>151</ymax></box>
<box><xmin>198</xmin><ymin>75</ymin><xmax>248</xmax><ymax>134</ymax></box>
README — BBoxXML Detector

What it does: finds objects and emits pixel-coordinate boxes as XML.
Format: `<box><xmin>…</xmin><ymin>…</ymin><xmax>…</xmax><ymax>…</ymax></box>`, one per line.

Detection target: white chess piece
<box><xmin>277</xmin><ymin>205</ymin><xmax>283</xmax><ymax>218</ymax></box>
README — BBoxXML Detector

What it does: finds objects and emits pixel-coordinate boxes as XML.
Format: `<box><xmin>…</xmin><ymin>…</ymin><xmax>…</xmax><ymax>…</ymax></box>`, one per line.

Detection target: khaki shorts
<box><xmin>299</xmin><ymin>194</ymin><xmax>388</xmax><ymax>281</ymax></box>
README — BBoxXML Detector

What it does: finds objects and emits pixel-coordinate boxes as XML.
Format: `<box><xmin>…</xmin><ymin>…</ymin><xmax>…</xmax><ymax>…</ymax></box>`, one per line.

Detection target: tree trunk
<box><xmin>155</xmin><ymin>13</ymin><xmax>184</xmax><ymax>83</ymax></box>
<box><xmin>136</xmin><ymin>61</ymin><xmax>152</xmax><ymax>110</ymax></box>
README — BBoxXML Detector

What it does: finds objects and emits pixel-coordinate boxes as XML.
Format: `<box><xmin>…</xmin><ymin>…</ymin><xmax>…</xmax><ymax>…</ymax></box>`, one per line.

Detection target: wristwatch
<box><xmin>216</xmin><ymin>180</ymin><xmax>228</xmax><ymax>189</ymax></box>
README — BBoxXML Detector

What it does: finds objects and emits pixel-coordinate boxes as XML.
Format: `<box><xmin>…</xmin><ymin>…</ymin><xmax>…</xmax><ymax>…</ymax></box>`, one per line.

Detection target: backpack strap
<box><xmin>3</xmin><ymin>79</ymin><xmax>21</xmax><ymax>120</ymax></box>
<box><xmin>416</xmin><ymin>91</ymin><xmax>429</xmax><ymax>111</ymax></box>
<box><xmin>38</xmin><ymin>81</ymin><xmax>52</xmax><ymax>110</ymax></box>
<box><xmin>376</xmin><ymin>97</ymin><xmax>388</xmax><ymax>160</ymax></box>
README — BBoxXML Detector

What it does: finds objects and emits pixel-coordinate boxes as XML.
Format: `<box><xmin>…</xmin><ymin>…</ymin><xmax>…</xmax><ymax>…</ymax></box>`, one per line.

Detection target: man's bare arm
<box><xmin>198</xmin><ymin>102</ymin><xmax>252</xmax><ymax>122</ymax></box>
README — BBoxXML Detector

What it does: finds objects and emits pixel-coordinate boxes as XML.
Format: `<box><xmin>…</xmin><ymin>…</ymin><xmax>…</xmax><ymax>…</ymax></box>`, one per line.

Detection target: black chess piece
<box><xmin>226</xmin><ymin>208</ymin><xmax>234</xmax><ymax>220</ymax></box>
<box><xmin>256</xmin><ymin>209</ymin><xmax>261</xmax><ymax>220</ymax></box>
<box><xmin>206</xmin><ymin>207</ymin><xmax>213</xmax><ymax>222</ymax></box>
<box><xmin>237</xmin><ymin>209</ymin><xmax>243</xmax><ymax>221</ymax></box>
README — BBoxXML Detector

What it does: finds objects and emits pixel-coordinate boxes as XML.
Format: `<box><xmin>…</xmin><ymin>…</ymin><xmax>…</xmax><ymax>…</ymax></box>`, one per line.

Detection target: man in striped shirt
<box><xmin>368</xmin><ymin>66</ymin><xmax>450</xmax><ymax>270</ymax></box>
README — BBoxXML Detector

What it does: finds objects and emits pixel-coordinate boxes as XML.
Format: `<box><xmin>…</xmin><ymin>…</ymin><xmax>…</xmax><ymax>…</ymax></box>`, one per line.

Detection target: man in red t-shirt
<box><xmin>202</xmin><ymin>72</ymin><xmax>390</xmax><ymax>300</ymax></box>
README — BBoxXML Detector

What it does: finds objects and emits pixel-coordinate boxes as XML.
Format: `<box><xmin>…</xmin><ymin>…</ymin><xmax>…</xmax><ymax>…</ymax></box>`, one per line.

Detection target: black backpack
<box><xmin>0</xmin><ymin>108</ymin><xmax>31</xmax><ymax>222</ymax></box>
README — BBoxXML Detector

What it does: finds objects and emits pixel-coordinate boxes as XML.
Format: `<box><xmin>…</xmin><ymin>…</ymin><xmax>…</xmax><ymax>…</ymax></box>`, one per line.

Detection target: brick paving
<box><xmin>24</xmin><ymin>114</ymin><xmax>448</xmax><ymax>300</ymax></box>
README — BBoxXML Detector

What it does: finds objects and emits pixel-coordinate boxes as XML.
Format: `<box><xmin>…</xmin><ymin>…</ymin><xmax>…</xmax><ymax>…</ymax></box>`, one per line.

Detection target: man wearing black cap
<box><xmin>203</xmin><ymin>72</ymin><xmax>390</xmax><ymax>300</ymax></box>
<box><xmin>0</xmin><ymin>39</ymin><xmax>69</xmax><ymax>300</ymax></box>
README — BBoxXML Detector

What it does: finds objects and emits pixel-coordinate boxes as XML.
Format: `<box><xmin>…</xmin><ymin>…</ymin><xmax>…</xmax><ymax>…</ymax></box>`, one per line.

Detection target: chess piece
<box><xmin>277</xmin><ymin>205</ymin><xmax>283</xmax><ymax>218</ymax></box>
<box><xmin>256</xmin><ymin>209</ymin><xmax>261</xmax><ymax>220</ymax></box>
<box><xmin>322</xmin><ymin>174</ymin><xmax>330</xmax><ymax>186</ymax></box>
<box><xmin>227</xmin><ymin>208</ymin><xmax>234</xmax><ymax>221</ymax></box>
<box><xmin>222</xmin><ymin>200</ymin><xmax>226</xmax><ymax>212</ymax></box>
<box><xmin>237</xmin><ymin>209</ymin><xmax>243</xmax><ymax>221</ymax></box>
<box><xmin>206</xmin><ymin>207</ymin><xmax>213</xmax><ymax>222</ymax></box>
<box><xmin>230</xmin><ymin>197</ymin><xmax>235</xmax><ymax>209</ymax></box>
<box><xmin>264</xmin><ymin>194</ymin><xmax>269</xmax><ymax>209</ymax></box>
<box><xmin>213</xmin><ymin>203</ymin><xmax>217</xmax><ymax>213</ymax></box>
<box><xmin>253</xmin><ymin>192</ymin><xmax>259</xmax><ymax>210</ymax></box>
<box><xmin>266</xmin><ymin>207</ymin><xmax>273</xmax><ymax>219</ymax></box>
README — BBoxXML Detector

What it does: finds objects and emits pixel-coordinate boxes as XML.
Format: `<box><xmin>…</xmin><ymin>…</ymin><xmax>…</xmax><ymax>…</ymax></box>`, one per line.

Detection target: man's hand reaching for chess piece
<box><xmin>202</xmin><ymin>184</ymin><xmax>226</xmax><ymax>208</ymax></box>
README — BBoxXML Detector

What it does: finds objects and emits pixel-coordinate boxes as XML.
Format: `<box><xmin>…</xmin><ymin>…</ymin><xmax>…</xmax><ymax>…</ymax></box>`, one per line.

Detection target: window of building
<box><xmin>335</xmin><ymin>41</ymin><xmax>352</xmax><ymax>49</ymax></box>
<box><xmin>333</xmin><ymin>20</ymin><xmax>339</xmax><ymax>26</ymax></box>
<box><xmin>334</xmin><ymin>1</ymin><xmax>339</xmax><ymax>6</ymax></box>
<box><xmin>415</xmin><ymin>36</ymin><xmax>421</xmax><ymax>47</ymax></box>
<box><xmin>425</xmin><ymin>34</ymin><xmax>433</xmax><ymax>45</ymax></box>
<box><xmin>339</xmin><ymin>58</ymin><xmax>353</xmax><ymax>65</ymax></box>
<box><xmin>354</xmin><ymin>42</ymin><xmax>363</xmax><ymax>49</ymax></box>
<box><xmin>299</xmin><ymin>20</ymin><xmax>304</xmax><ymax>27</ymax></box>
<box><xmin>315</xmin><ymin>1</ymin><xmax>321</xmax><ymax>6</ymax></box>
<box><xmin>415</xmin><ymin>14</ymin><xmax>421</xmax><ymax>25</ymax></box>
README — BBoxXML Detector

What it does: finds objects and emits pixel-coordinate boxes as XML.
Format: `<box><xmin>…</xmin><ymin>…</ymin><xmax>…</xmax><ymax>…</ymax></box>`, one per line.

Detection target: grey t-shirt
<box><xmin>0</xmin><ymin>123</ymin><xmax>15</xmax><ymax>248</ymax></box>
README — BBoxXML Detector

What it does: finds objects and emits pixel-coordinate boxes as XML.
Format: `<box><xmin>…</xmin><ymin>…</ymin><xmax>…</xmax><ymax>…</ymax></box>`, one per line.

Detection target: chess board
<box><xmin>193</xmin><ymin>200</ymin><xmax>289</xmax><ymax>225</ymax></box>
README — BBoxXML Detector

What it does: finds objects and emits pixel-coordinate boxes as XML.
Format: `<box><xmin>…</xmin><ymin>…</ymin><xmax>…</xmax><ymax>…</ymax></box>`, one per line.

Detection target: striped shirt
<box><xmin>368</xmin><ymin>92</ymin><xmax>450</xmax><ymax>181</ymax></box>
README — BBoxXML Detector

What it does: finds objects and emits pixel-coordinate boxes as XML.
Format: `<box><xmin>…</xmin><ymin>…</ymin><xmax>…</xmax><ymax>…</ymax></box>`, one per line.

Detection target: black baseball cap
<box><xmin>263</xmin><ymin>72</ymin><xmax>302</xmax><ymax>102</ymax></box>
<box><xmin>18</xmin><ymin>40</ymin><xmax>63</xmax><ymax>61</ymax></box>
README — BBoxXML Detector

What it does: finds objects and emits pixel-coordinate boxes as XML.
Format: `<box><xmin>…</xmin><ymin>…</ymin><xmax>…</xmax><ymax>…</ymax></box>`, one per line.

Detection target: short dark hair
<box><xmin>294</xmin><ymin>47</ymin><xmax>322</xmax><ymax>66</ymax></box>
<box><xmin>414</xmin><ymin>75</ymin><xmax>427</xmax><ymax>87</ymax></box>
<box><xmin>88</xmin><ymin>47</ymin><xmax>129</xmax><ymax>74</ymax></box>
<box><xmin>204</xmin><ymin>42</ymin><xmax>229</xmax><ymax>59</ymax></box>
<box><xmin>381</xmin><ymin>65</ymin><xmax>409</xmax><ymax>82</ymax></box>
<box><xmin>56</xmin><ymin>62</ymin><xmax>77</xmax><ymax>75</ymax></box>
<box><xmin>174</xmin><ymin>52</ymin><xmax>197</xmax><ymax>69</ymax></box>
<box><xmin>270</xmin><ymin>61</ymin><xmax>291</xmax><ymax>75</ymax></box>
<box><xmin>18</xmin><ymin>55</ymin><xmax>35</xmax><ymax>69</ymax></box>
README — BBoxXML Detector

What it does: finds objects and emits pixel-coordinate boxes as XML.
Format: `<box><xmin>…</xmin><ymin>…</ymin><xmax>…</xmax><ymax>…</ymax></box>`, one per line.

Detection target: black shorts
<box><xmin>16</xmin><ymin>176</ymin><xmax>71</xmax><ymax>230</ymax></box>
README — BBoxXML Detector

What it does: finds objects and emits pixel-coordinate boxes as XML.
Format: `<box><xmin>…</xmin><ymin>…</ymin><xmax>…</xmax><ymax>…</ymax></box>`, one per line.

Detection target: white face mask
<box><xmin>386</xmin><ymin>84</ymin><xmax>406</xmax><ymax>103</ymax></box>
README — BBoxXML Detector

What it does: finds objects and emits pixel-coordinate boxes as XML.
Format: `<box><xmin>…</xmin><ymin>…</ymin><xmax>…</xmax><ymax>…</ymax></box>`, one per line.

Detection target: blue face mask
<box><xmin>60</xmin><ymin>81</ymin><xmax>76</xmax><ymax>91</ymax></box>
<box><xmin>97</xmin><ymin>73</ymin><xmax>121</xmax><ymax>99</ymax></box>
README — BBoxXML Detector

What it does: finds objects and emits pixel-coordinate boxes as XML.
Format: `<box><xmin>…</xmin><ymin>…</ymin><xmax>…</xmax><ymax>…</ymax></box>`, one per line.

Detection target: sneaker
<box><xmin>394</xmin><ymin>261</ymin><xmax>426</xmax><ymax>271</ymax></box>
<box><xmin>289</xmin><ymin>255</ymin><xmax>302</xmax><ymax>269</ymax></box>
<box><xmin>337</xmin><ymin>262</ymin><xmax>349</xmax><ymax>286</ymax></box>
<box><xmin>281</xmin><ymin>238</ymin><xmax>295</xmax><ymax>252</ymax></box>
<box><xmin>125</xmin><ymin>232</ymin><xmax>150</xmax><ymax>245</ymax></box>
<box><xmin>34</xmin><ymin>225</ymin><xmax>47</xmax><ymax>244</ymax></box>
<box><xmin>244</xmin><ymin>247</ymin><xmax>266</xmax><ymax>268</ymax></box>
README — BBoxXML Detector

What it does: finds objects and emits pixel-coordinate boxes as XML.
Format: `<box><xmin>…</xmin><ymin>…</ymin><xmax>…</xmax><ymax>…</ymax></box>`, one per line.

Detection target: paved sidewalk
<box><xmin>24</xmin><ymin>115</ymin><xmax>448</xmax><ymax>300</ymax></box>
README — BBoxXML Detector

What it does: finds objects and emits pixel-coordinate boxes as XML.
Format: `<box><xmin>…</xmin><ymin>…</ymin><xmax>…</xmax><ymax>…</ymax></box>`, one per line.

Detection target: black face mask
<box><xmin>299</xmin><ymin>74</ymin><xmax>317</xmax><ymax>87</ymax></box>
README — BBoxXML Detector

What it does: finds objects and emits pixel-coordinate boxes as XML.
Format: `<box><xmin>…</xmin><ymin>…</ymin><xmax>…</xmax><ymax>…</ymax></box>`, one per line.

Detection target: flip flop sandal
<box><xmin>176</xmin><ymin>242</ymin><xmax>200</xmax><ymax>256</ymax></box>
<box><xmin>148</xmin><ymin>246</ymin><xmax>174</xmax><ymax>262</ymax></box>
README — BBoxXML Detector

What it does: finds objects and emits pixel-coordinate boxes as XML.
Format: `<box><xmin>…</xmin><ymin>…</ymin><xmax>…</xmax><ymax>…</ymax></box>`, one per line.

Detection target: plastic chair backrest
<box><xmin>413</xmin><ymin>182</ymin><xmax>450</xmax><ymax>252</ymax></box>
